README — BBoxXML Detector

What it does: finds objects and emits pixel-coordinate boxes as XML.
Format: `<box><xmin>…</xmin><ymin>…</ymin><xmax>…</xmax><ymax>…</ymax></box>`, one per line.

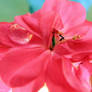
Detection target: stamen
<box><xmin>72</xmin><ymin>35</ymin><xmax>80</xmax><ymax>40</ymax></box>
<box><xmin>28</xmin><ymin>34</ymin><xmax>33</xmax><ymax>40</ymax></box>
<box><xmin>59</xmin><ymin>34</ymin><xmax>64</xmax><ymax>41</ymax></box>
<box><xmin>10</xmin><ymin>24</ymin><xmax>25</xmax><ymax>30</ymax></box>
<box><xmin>90</xmin><ymin>76</ymin><xmax>92</xmax><ymax>87</ymax></box>
<box><xmin>50</xmin><ymin>30</ymin><xmax>65</xmax><ymax>50</ymax></box>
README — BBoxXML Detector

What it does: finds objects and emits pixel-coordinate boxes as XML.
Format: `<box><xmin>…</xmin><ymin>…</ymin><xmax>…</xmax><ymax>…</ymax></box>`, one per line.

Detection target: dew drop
<box><xmin>9</xmin><ymin>24</ymin><xmax>32</xmax><ymax>45</ymax></box>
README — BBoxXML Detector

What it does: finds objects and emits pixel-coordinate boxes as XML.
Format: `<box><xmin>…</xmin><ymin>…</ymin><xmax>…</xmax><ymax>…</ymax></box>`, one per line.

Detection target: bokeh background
<box><xmin>0</xmin><ymin>0</ymin><xmax>92</xmax><ymax>22</ymax></box>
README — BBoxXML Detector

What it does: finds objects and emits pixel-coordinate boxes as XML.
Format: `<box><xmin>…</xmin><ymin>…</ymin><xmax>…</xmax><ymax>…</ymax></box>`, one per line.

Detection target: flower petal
<box><xmin>0</xmin><ymin>22</ymin><xmax>15</xmax><ymax>47</ymax></box>
<box><xmin>64</xmin><ymin>21</ymin><xmax>92</xmax><ymax>38</ymax></box>
<box><xmin>0</xmin><ymin>79</ymin><xmax>10</xmax><ymax>92</ymax></box>
<box><xmin>66</xmin><ymin>21</ymin><xmax>92</xmax><ymax>55</ymax></box>
<box><xmin>0</xmin><ymin>45</ymin><xmax>50</xmax><ymax>87</ymax></box>
<box><xmin>46</xmin><ymin>78</ymin><xmax>63</xmax><ymax>92</ymax></box>
<box><xmin>54</xmin><ymin>43</ymin><xmax>72</xmax><ymax>55</ymax></box>
<box><xmin>46</xmin><ymin>54</ymin><xmax>77</xmax><ymax>92</ymax></box>
<box><xmin>76</xmin><ymin>64</ymin><xmax>91</xmax><ymax>90</ymax></box>
<box><xmin>82</xmin><ymin>61</ymin><xmax>92</xmax><ymax>75</ymax></box>
<box><xmin>62</xmin><ymin>57</ymin><xmax>90</xmax><ymax>92</ymax></box>
<box><xmin>14</xmin><ymin>13</ymin><xmax>41</xmax><ymax>38</ymax></box>
<box><xmin>67</xmin><ymin>39</ymin><xmax>92</xmax><ymax>55</ymax></box>
<box><xmin>41</xmin><ymin>0</ymin><xmax>66</xmax><ymax>13</ymax></box>
<box><xmin>61</xmin><ymin>1</ymin><xmax>86</xmax><ymax>30</ymax></box>
<box><xmin>12</xmin><ymin>75</ymin><xmax>45</xmax><ymax>92</ymax></box>
<box><xmin>12</xmin><ymin>81</ymin><xmax>35</xmax><ymax>92</ymax></box>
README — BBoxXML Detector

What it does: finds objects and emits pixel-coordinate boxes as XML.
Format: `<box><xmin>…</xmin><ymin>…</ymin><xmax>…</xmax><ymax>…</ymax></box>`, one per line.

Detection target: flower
<box><xmin>0</xmin><ymin>0</ymin><xmax>92</xmax><ymax>92</ymax></box>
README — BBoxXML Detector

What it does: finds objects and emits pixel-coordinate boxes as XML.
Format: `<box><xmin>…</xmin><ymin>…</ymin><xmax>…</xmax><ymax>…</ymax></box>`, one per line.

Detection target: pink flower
<box><xmin>0</xmin><ymin>0</ymin><xmax>92</xmax><ymax>92</ymax></box>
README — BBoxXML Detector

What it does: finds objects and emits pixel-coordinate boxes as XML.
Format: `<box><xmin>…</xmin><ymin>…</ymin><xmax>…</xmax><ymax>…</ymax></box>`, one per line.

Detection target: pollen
<box><xmin>58</xmin><ymin>31</ymin><xmax>64</xmax><ymax>36</ymax></box>
<box><xmin>90</xmin><ymin>76</ymin><xmax>92</xmax><ymax>87</ymax></box>
<box><xmin>28</xmin><ymin>34</ymin><xmax>33</xmax><ymax>40</ymax></box>
<box><xmin>10</xmin><ymin>24</ymin><xmax>25</xmax><ymax>30</ymax></box>
<box><xmin>72</xmin><ymin>35</ymin><xmax>80</xmax><ymax>40</ymax></box>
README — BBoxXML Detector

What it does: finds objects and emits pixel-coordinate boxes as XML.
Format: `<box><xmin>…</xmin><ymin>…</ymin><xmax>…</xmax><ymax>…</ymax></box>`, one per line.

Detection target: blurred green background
<box><xmin>0</xmin><ymin>0</ymin><xmax>29</xmax><ymax>22</ymax></box>
<box><xmin>0</xmin><ymin>0</ymin><xmax>92</xmax><ymax>22</ymax></box>
<box><xmin>87</xmin><ymin>6</ymin><xmax>92</xmax><ymax>21</ymax></box>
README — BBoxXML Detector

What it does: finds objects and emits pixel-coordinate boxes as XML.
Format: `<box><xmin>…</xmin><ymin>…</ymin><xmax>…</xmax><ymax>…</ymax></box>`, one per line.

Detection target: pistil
<box><xmin>50</xmin><ymin>31</ymin><xmax>65</xmax><ymax>50</ymax></box>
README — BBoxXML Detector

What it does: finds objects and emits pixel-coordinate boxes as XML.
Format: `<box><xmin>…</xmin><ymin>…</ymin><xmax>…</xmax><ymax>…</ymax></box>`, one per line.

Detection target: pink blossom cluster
<box><xmin>0</xmin><ymin>0</ymin><xmax>92</xmax><ymax>92</ymax></box>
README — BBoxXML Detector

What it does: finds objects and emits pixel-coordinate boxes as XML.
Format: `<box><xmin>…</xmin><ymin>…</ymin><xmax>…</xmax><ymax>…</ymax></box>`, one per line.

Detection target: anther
<box><xmin>72</xmin><ymin>35</ymin><xmax>80</xmax><ymax>40</ymax></box>
<box><xmin>90</xmin><ymin>76</ymin><xmax>92</xmax><ymax>87</ymax></box>
<box><xmin>59</xmin><ymin>34</ymin><xmax>64</xmax><ymax>41</ymax></box>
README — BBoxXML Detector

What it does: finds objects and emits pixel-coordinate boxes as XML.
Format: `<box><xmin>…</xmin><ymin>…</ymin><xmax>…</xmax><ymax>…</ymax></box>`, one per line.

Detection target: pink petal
<box><xmin>64</xmin><ymin>21</ymin><xmax>92</xmax><ymax>38</ymax></box>
<box><xmin>40</xmin><ymin>13</ymin><xmax>64</xmax><ymax>47</ymax></box>
<box><xmin>14</xmin><ymin>14</ymin><xmax>41</xmax><ymax>38</ymax></box>
<box><xmin>54</xmin><ymin>42</ymin><xmax>72</xmax><ymax>55</ymax></box>
<box><xmin>60</xmin><ymin>1</ymin><xmax>86</xmax><ymax>30</ymax></box>
<box><xmin>62</xmin><ymin>57</ymin><xmax>90</xmax><ymax>92</ymax></box>
<box><xmin>41</xmin><ymin>0</ymin><xmax>66</xmax><ymax>13</ymax></box>
<box><xmin>46</xmin><ymin>53</ymin><xmax>64</xmax><ymax>85</ymax></box>
<box><xmin>66</xmin><ymin>22</ymin><xmax>92</xmax><ymax>55</ymax></box>
<box><xmin>46</xmin><ymin>54</ymin><xmax>77</xmax><ymax>92</ymax></box>
<box><xmin>0</xmin><ymin>22</ymin><xmax>15</xmax><ymax>47</ymax></box>
<box><xmin>71</xmin><ymin>52</ymin><xmax>92</xmax><ymax>62</ymax></box>
<box><xmin>67</xmin><ymin>40</ymin><xmax>92</xmax><ymax>55</ymax></box>
<box><xmin>12</xmin><ymin>81</ymin><xmax>35</xmax><ymax>92</ymax></box>
<box><xmin>0</xmin><ymin>79</ymin><xmax>10</xmax><ymax>92</ymax></box>
<box><xmin>0</xmin><ymin>45</ymin><xmax>50</xmax><ymax>87</ymax></box>
<box><xmin>46</xmin><ymin>78</ymin><xmax>63</xmax><ymax>92</ymax></box>
<box><xmin>82</xmin><ymin>61</ymin><xmax>92</xmax><ymax>75</ymax></box>
<box><xmin>0</xmin><ymin>45</ymin><xmax>9</xmax><ymax>53</ymax></box>
<box><xmin>0</xmin><ymin>22</ymin><xmax>42</xmax><ymax>46</ymax></box>
<box><xmin>12</xmin><ymin>75</ymin><xmax>45</xmax><ymax>92</ymax></box>
<box><xmin>76</xmin><ymin>65</ymin><xmax>91</xmax><ymax>90</ymax></box>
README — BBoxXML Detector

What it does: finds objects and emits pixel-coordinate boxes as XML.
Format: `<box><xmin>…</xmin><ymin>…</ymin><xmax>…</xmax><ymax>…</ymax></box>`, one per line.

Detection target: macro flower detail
<box><xmin>9</xmin><ymin>24</ymin><xmax>33</xmax><ymax>45</ymax></box>
<box><xmin>0</xmin><ymin>0</ymin><xmax>92</xmax><ymax>92</ymax></box>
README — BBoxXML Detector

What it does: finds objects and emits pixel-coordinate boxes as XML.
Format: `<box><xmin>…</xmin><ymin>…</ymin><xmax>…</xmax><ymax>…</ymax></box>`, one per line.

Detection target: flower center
<box><xmin>50</xmin><ymin>29</ymin><xmax>65</xmax><ymax>50</ymax></box>
<box><xmin>50</xmin><ymin>29</ymin><xmax>81</xmax><ymax>50</ymax></box>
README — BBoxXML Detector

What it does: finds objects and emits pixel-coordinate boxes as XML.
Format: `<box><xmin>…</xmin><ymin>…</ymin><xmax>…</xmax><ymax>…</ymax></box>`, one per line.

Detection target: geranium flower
<box><xmin>0</xmin><ymin>0</ymin><xmax>92</xmax><ymax>92</ymax></box>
